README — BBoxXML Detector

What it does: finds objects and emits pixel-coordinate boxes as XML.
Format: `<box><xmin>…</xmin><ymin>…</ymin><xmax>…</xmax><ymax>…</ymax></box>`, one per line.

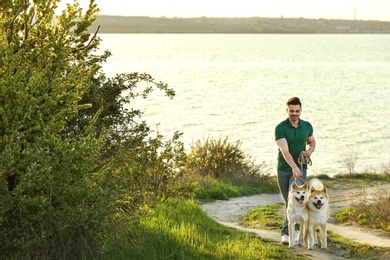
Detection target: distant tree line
<box><xmin>89</xmin><ymin>16</ymin><xmax>390</xmax><ymax>34</ymax></box>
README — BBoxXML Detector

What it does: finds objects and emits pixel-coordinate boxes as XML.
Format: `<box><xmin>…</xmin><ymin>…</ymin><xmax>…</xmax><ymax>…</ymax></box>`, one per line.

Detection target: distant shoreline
<box><xmin>89</xmin><ymin>16</ymin><xmax>390</xmax><ymax>34</ymax></box>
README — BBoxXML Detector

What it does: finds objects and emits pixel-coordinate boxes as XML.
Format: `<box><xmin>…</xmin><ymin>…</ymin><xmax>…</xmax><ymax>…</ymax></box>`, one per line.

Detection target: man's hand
<box><xmin>302</xmin><ymin>150</ymin><xmax>311</xmax><ymax>158</ymax></box>
<box><xmin>292</xmin><ymin>165</ymin><xmax>302</xmax><ymax>179</ymax></box>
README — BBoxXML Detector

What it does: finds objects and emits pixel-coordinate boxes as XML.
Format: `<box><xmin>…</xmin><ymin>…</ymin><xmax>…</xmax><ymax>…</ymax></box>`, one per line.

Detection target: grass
<box><xmin>308</xmin><ymin>173</ymin><xmax>390</xmax><ymax>194</ymax></box>
<box><xmin>319</xmin><ymin>172</ymin><xmax>390</xmax><ymax>236</ymax></box>
<box><xmin>100</xmin><ymin>136</ymin><xmax>288</xmax><ymax>259</ymax></box>
<box><xmin>186</xmin><ymin>135</ymin><xmax>278</xmax><ymax>203</ymax></box>
<box><xmin>334</xmin><ymin>185</ymin><xmax>390</xmax><ymax>235</ymax></box>
<box><xmin>332</xmin><ymin>172</ymin><xmax>390</xmax><ymax>184</ymax></box>
<box><xmin>241</xmin><ymin>203</ymin><xmax>390</xmax><ymax>259</ymax></box>
<box><xmin>100</xmin><ymin>199</ymin><xmax>305</xmax><ymax>260</ymax></box>
<box><xmin>193</xmin><ymin>175</ymin><xmax>279</xmax><ymax>202</ymax></box>
<box><xmin>327</xmin><ymin>231</ymin><xmax>390</xmax><ymax>259</ymax></box>
<box><xmin>100</xmin><ymin>159</ymin><xmax>390</xmax><ymax>260</ymax></box>
<box><xmin>242</xmin><ymin>203</ymin><xmax>285</xmax><ymax>231</ymax></box>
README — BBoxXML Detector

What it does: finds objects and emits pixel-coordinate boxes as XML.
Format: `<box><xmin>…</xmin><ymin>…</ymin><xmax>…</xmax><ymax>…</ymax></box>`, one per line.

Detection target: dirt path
<box><xmin>201</xmin><ymin>183</ymin><xmax>390</xmax><ymax>259</ymax></box>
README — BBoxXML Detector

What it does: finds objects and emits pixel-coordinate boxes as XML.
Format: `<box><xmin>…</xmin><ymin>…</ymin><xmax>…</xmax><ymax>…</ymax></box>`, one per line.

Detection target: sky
<box><xmin>58</xmin><ymin>0</ymin><xmax>390</xmax><ymax>22</ymax></box>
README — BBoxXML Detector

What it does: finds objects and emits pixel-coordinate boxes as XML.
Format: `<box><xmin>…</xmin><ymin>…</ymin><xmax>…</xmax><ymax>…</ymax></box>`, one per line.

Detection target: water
<box><xmin>97</xmin><ymin>34</ymin><xmax>390</xmax><ymax>176</ymax></box>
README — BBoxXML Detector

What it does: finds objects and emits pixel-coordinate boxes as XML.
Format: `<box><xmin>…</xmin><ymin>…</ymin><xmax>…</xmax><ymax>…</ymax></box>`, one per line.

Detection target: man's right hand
<box><xmin>292</xmin><ymin>165</ymin><xmax>302</xmax><ymax>179</ymax></box>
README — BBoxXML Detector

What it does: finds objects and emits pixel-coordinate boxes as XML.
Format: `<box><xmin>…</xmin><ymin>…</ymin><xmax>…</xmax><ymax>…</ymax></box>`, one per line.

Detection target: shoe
<box><xmin>295</xmin><ymin>230</ymin><xmax>300</xmax><ymax>244</ymax></box>
<box><xmin>281</xmin><ymin>234</ymin><xmax>289</xmax><ymax>245</ymax></box>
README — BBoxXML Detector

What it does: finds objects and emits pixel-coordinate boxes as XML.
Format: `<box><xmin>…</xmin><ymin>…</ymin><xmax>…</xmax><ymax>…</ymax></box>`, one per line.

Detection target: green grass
<box><xmin>101</xmin><ymin>199</ymin><xmax>305</xmax><ymax>260</ymax></box>
<box><xmin>101</xmin><ymin>172</ymin><xmax>390</xmax><ymax>259</ymax></box>
<box><xmin>327</xmin><ymin>231</ymin><xmax>390</xmax><ymax>259</ymax></box>
<box><xmin>332</xmin><ymin>172</ymin><xmax>390</xmax><ymax>183</ymax></box>
<box><xmin>243</xmin><ymin>203</ymin><xmax>285</xmax><ymax>231</ymax></box>
<box><xmin>241</xmin><ymin>203</ymin><xmax>390</xmax><ymax>259</ymax></box>
<box><xmin>194</xmin><ymin>175</ymin><xmax>279</xmax><ymax>202</ymax></box>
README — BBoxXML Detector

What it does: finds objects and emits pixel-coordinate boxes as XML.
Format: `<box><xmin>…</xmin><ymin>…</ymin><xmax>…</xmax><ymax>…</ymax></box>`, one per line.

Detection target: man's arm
<box><xmin>303</xmin><ymin>135</ymin><xmax>316</xmax><ymax>158</ymax></box>
<box><xmin>276</xmin><ymin>138</ymin><xmax>302</xmax><ymax>178</ymax></box>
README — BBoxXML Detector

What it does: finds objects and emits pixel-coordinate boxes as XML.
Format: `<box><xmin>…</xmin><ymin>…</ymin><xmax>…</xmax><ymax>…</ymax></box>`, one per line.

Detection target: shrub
<box><xmin>0</xmin><ymin>1</ymin><xmax>195</xmax><ymax>258</ymax></box>
<box><xmin>186</xmin><ymin>135</ymin><xmax>271</xmax><ymax>182</ymax></box>
<box><xmin>335</xmin><ymin>186</ymin><xmax>390</xmax><ymax>234</ymax></box>
<box><xmin>335</xmin><ymin>207</ymin><xmax>356</xmax><ymax>222</ymax></box>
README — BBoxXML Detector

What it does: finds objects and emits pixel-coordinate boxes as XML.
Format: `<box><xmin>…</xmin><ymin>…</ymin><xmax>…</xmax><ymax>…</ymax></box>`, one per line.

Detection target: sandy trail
<box><xmin>201</xmin><ymin>183</ymin><xmax>390</xmax><ymax>259</ymax></box>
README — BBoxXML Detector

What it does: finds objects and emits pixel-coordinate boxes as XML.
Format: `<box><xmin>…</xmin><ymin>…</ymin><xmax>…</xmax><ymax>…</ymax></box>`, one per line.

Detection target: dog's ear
<box><xmin>302</xmin><ymin>182</ymin><xmax>308</xmax><ymax>189</ymax></box>
<box><xmin>322</xmin><ymin>187</ymin><xmax>327</xmax><ymax>194</ymax></box>
<box><xmin>291</xmin><ymin>182</ymin><xmax>298</xmax><ymax>189</ymax></box>
<box><xmin>310</xmin><ymin>186</ymin><xmax>316</xmax><ymax>193</ymax></box>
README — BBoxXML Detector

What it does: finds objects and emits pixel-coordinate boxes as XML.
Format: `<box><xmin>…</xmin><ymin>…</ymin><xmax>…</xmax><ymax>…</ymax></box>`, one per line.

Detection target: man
<box><xmin>275</xmin><ymin>97</ymin><xmax>316</xmax><ymax>245</ymax></box>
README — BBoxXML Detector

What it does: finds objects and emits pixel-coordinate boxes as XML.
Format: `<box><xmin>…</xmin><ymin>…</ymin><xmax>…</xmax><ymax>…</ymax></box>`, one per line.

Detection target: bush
<box><xmin>185</xmin><ymin>136</ymin><xmax>276</xmax><ymax>201</ymax></box>
<box><xmin>0</xmin><ymin>2</ymin><xmax>196</xmax><ymax>258</ymax></box>
<box><xmin>186</xmin><ymin>136</ymin><xmax>271</xmax><ymax>182</ymax></box>
<box><xmin>335</xmin><ymin>186</ymin><xmax>390</xmax><ymax>234</ymax></box>
<box><xmin>335</xmin><ymin>208</ymin><xmax>356</xmax><ymax>222</ymax></box>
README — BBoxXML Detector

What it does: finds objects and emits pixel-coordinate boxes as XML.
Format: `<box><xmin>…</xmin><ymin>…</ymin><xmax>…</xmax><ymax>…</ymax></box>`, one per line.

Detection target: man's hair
<box><xmin>286</xmin><ymin>97</ymin><xmax>302</xmax><ymax>107</ymax></box>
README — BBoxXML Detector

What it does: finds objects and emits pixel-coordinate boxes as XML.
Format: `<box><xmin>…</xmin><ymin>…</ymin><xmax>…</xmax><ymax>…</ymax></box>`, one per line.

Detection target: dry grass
<box><xmin>350</xmin><ymin>185</ymin><xmax>390</xmax><ymax>234</ymax></box>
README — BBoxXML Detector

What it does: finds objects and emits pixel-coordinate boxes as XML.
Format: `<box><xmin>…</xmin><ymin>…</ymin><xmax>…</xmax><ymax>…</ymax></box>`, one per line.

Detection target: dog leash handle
<box><xmin>298</xmin><ymin>151</ymin><xmax>312</xmax><ymax>170</ymax></box>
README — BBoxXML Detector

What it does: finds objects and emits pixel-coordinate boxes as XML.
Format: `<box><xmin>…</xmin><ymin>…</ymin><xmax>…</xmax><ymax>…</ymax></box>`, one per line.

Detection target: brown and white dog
<box><xmin>286</xmin><ymin>182</ymin><xmax>309</xmax><ymax>248</ymax></box>
<box><xmin>305</xmin><ymin>178</ymin><xmax>330</xmax><ymax>250</ymax></box>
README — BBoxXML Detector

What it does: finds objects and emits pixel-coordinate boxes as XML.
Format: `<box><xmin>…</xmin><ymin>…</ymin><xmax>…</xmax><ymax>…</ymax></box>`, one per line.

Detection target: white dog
<box><xmin>286</xmin><ymin>182</ymin><xmax>309</xmax><ymax>248</ymax></box>
<box><xmin>305</xmin><ymin>178</ymin><xmax>330</xmax><ymax>250</ymax></box>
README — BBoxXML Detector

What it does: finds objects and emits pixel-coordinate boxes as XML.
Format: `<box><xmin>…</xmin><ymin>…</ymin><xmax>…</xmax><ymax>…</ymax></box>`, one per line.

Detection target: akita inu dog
<box><xmin>286</xmin><ymin>182</ymin><xmax>309</xmax><ymax>248</ymax></box>
<box><xmin>305</xmin><ymin>178</ymin><xmax>330</xmax><ymax>250</ymax></box>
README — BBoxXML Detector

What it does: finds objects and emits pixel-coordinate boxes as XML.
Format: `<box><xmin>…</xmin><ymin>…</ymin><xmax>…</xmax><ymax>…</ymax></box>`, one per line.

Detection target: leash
<box><xmin>294</xmin><ymin>176</ymin><xmax>305</xmax><ymax>184</ymax></box>
<box><xmin>298</xmin><ymin>151</ymin><xmax>312</xmax><ymax>170</ymax></box>
<box><xmin>295</xmin><ymin>151</ymin><xmax>312</xmax><ymax>183</ymax></box>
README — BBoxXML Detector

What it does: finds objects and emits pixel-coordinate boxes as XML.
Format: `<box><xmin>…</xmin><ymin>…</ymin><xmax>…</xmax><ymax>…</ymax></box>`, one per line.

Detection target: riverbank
<box><xmin>90</xmin><ymin>16</ymin><xmax>390</xmax><ymax>34</ymax></box>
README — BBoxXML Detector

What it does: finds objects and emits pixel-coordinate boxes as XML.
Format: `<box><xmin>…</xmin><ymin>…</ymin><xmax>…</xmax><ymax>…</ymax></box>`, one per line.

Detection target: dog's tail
<box><xmin>309</xmin><ymin>178</ymin><xmax>323</xmax><ymax>190</ymax></box>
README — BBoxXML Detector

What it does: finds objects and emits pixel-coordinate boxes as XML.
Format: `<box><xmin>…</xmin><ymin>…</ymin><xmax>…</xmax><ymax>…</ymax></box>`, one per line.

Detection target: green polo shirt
<box><xmin>275</xmin><ymin>118</ymin><xmax>313</xmax><ymax>172</ymax></box>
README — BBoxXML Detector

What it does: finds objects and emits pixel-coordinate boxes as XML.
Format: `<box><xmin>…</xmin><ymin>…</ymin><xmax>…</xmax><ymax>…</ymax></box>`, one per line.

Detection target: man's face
<box><xmin>286</xmin><ymin>104</ymin><xmax>302</xmax><ymax>122</ymax></box>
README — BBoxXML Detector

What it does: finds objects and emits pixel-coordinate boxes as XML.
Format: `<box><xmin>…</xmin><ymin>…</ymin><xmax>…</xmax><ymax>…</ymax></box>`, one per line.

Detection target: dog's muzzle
<box><xmin>296</xmin><ymin>196</ymin><xmax>305</xmax><ymax>205</ymax></box>
<box><xmin>313</xmin><ymin>200</ymin><xmax>323</xmax><ymax>209</ymax></box>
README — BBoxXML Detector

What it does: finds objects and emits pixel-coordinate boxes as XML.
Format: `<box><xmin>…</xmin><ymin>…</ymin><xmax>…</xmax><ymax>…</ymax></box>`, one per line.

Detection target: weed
<box><xmin>381</xmin><ymin>163</ymin><xmax>390</xmax><ymax>176</ymax></box>
<box><xmin>341</xmin><ymin>149</ymin><xmax>358</xmax><ymax>174</ymax></box>
<box><xmin>335</xmin><ymin>185</ymin><xmax>390</xmax><ymax>235</ymax></box>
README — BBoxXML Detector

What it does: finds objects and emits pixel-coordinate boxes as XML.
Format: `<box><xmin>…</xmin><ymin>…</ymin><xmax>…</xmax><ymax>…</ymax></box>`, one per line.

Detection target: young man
<box><xmin>275</xmin><ymin>97</ymin><xmax>316</xmax><ymax>245</ymax></box>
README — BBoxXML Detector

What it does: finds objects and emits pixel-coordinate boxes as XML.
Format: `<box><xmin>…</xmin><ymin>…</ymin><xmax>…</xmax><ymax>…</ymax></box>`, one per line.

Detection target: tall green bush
<box><xmin>0</xmin><ymin>1</ymin><xmax>194</xmax><ymax>258</ymax></box>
